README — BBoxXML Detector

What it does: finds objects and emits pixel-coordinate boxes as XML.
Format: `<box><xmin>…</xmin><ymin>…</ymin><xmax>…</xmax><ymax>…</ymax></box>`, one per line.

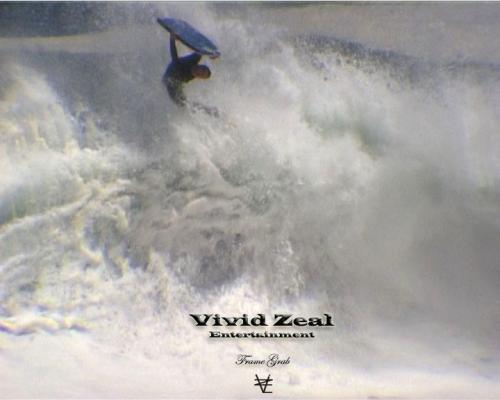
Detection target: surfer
<box><xmin>163</xmin><ymin>33</ymin><xmax>211</xmax><ymax>107</ymax></box>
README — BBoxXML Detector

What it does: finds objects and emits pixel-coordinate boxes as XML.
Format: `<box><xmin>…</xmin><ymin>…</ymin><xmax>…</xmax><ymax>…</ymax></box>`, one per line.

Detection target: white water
<box><xmin>1</xmin><ymin>3</ymin><xmax>499</xmax><ymax>398</ymax></box>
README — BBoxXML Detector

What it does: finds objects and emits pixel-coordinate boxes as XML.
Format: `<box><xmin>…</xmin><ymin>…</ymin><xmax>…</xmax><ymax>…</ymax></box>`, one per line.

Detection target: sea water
<box><xmin>1</xmin><ymin>3</ymin><xmax>499</xmax><ymax>398</ymax></box>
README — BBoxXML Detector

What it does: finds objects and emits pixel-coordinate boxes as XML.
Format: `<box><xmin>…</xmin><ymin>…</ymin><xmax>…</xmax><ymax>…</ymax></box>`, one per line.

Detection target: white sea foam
<box><xmin>0</xmin><ymin>3</ymin><xmax>499</xmax><ymax>398</ymax></box>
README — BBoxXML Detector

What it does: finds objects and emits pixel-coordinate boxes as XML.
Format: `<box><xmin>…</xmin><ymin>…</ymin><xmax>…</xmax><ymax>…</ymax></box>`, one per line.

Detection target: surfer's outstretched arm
<box><xmin>170</xmin><ymin>36</ymin><xmax>178</xmax><ymax>61</ymax></box>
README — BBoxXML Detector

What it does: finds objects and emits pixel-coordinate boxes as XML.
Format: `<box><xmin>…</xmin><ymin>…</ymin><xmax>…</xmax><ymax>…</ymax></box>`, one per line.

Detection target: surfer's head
<box><xmin>191</xmin><ymin>65</ymin><xmax>211</xmax><ymax>79</ymax></box>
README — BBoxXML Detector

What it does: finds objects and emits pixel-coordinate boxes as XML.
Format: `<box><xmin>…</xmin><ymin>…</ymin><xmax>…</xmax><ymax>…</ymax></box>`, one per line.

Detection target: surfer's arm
<box><xmin>170</xmin><ymin>36</ymin><xmax>178</xmax><ymax>61</ymax></box>
<box><xmin>183</xmin><ymin>52</ymin><xmax>202</xmax><ymax>65</ymax></box>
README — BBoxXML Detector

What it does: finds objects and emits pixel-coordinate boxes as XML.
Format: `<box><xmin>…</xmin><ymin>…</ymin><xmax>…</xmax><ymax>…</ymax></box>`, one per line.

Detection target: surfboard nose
<box><xmin>157</xmin><ymin>17</ymin><xmax>220</xmax><ymax>59</ymax></box>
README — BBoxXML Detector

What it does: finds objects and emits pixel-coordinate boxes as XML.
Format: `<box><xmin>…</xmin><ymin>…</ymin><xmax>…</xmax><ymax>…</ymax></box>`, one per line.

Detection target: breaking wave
<box><xmin>1</xmin><ymin>3</ymin><xmax>499</xmax><ymax>398</ymax></box>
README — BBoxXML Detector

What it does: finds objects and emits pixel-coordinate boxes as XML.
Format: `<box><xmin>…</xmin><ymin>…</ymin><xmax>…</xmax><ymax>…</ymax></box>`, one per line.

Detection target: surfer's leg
<box><xmin>189</xmin><ymin>101</ymin><xmax>220</xmax><ymax>118</ymax></box>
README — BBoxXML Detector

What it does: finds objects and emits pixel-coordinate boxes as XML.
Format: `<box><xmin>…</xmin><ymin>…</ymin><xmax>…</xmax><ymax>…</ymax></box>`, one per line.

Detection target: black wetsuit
<box><xmin>162</xmin><ymin>37</ymin><xmax>201</xmax><ymax>106</ymax></box>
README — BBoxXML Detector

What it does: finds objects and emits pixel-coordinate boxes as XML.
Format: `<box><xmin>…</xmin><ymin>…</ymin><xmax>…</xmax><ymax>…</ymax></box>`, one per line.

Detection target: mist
<box><xmin>1</xmin><ymin>3</ymin><xmax>499</xmax><ymax>398</ymax></box>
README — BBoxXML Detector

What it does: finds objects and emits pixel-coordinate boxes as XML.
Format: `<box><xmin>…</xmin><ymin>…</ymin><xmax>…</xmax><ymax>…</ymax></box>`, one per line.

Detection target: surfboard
<box><xmin>157</xmin><ymin>17</ymin><xmax>220</xmax><ymax>59</ymax></box>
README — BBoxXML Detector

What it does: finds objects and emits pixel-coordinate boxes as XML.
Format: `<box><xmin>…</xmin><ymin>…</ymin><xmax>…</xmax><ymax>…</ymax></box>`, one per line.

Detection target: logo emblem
<box><xmin>254</xmin><ymin>374</ymin><xmax>273</xmax><ymax>394</ymax></box>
